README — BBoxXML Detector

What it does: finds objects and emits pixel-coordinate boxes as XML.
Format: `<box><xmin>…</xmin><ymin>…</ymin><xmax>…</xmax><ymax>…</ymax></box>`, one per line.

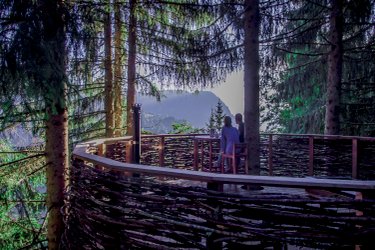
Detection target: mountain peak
<box><xmin>137</xmin><ymin>91</ymin><xmax>233</xmax><ymax>131</ymax></box>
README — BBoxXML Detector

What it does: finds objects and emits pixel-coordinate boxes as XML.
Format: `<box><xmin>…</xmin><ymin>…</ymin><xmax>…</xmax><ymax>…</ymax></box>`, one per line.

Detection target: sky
<box><xmin>207</xmin><ymin>71</ymin><xmax>244</xmax><ymax>116</ymax></box>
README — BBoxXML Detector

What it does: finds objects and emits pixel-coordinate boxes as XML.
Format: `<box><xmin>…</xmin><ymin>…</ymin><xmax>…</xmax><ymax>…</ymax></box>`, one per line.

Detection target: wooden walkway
<box><xmin>74</xmin><ymin>143</ymin><xmax>375</xmax><ymax>192</ymax></box>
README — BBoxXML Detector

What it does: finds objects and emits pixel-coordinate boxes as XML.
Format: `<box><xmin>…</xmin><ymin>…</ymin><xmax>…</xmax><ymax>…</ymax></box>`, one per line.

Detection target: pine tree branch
<box><xmin>0</xmin><ymin>154</ymin><xmax>45</xmax><ymax>169</ymax></box>
<box><xmin>275</xmin><ymin>47</ymin><xmax>326</xmax><ymax>57</ymax></box>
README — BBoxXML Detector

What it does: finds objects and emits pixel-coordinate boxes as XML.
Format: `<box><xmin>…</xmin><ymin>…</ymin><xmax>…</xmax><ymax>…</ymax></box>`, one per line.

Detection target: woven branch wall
<box><xmin>105</xmin><ymin>135</ymin><xmax>375</xmax><ymax>179</ymax></box>
<box><xmin>63</xmin><ymin>161</ymin><xmax>375</xmax><ymax>249</ymax></box>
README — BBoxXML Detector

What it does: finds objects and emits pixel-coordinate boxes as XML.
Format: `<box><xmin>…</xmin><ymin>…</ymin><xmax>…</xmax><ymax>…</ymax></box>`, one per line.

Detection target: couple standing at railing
<box><xmin>216</xmin><ymin>113</ymin><xmax>244</xmax><ymax>171</ymax></box>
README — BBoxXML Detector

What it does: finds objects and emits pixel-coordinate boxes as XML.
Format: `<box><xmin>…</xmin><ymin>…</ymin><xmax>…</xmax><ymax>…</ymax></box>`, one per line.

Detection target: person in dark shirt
<box><xmin>235</xmin><ymin>113</ymin><xmax>244</xmax><ymax>143</ymax></box>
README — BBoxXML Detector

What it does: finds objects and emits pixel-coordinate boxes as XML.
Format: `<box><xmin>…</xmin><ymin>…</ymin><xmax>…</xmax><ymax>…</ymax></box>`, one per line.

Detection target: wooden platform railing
<box><xmin>87</xmin><ymin>133</ymin><xmax>375</xmax><ymax>180</ymax></box>
<box><xmin>68</xmin><ymin>135</ymin><xmax>375</xmax><ymax>249</ymax></box>
<box><xmin>263</xmin><ymin>133</ymin><xmax>375</xmax><ymax>179</ymax></box>
<box><xmin>73</xmin><ymin>136</ymin><xmax>375</xmax><ymax>191</ymax></box>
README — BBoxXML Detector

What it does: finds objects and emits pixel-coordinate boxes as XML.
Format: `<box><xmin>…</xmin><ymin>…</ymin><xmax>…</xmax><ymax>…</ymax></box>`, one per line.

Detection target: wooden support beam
<box><xmin>159</xmin><ymin>136</ymin><xmax>165</xmax><ymax>167</ymax></box>
<box><xmin>268</xmin><ymin>134</ymin><xmax>273</xmax><ymax>176</ymax></box>
<box><xmin>193</xmin><ymin>139</ymin><xmax>198</xmax><ymax>171</ymax></box>
<box><xmin>352</xmin><ymin>138</ymin><xmax>358</xmax><ymax>179</ymax></box>
<box><xmin>308</xmin><ymin>136</ymin><xmax>314</xmax><ymax>176</ymax></box>
<box><xmin>125</xmin><ymin>141</ymin><xmax>132</xmax><ymax>163</ymax></box>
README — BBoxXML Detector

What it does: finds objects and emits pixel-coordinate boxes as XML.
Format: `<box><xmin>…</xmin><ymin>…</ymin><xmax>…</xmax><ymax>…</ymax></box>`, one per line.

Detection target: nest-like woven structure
<box><xmin>105</xmin><ymin>135</ymin><xmax>375</xmax><ymax>179</ymax></box>
<box><xmin>63</xmin><ymin>160</ymin><xmax>375</xmax><ymax>249</ymax></box>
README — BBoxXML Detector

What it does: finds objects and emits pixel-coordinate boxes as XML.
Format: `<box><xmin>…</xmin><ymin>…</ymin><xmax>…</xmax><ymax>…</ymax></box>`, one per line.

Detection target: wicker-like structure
<box><xmin>64</xmin><ymin>134</ymin><xmax>375</xmax><ymax>249</ymax></box>
<box><xmin>64</xmin><ymin>161</ymin><xmax>375</xmax><ymax>249</ymax></box>
<box><xmin>104</xmin><ymin>134</ymin><xmax>375</xmax><ymax>179</ymax></box>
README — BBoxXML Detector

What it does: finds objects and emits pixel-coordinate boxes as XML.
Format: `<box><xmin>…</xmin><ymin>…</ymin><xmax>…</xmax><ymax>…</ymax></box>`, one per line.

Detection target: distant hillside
<box><xmin>138</xmin><ymin>91</ymin><xmax>233</xmax><ymax>131</ymax></box>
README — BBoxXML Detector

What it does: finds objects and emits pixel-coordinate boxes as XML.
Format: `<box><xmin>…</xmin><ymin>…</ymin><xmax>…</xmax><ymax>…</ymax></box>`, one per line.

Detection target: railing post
<box><xmin>352</xmin><ymin>138</ymin><xmax>358</xmax><ymax>179</ymax></box>
<box><xmin>97</xmin><ymin>143</ymin><xmax>106</xmax><ymax>157</ymax></box>
<box><xmin>193</xmin><ymin>139</ymin><xmax>198</xmax><ymax>171</ymax></box>
<box><xmin>201</xmin><ymin>141</ymin><xmax>204</xmax><ymax>169</ymax></box>
<box><xmin>209</xmin><ymin>140</ymin><xmax>213</xmax><ymax>172</ymax></box>
<box><xmin>159</xmin><ymin>136</ymin><xmax>165</xmax><ymax>167</ymax></box>
<box><xmin>268</xmin><ymin>134</ymin><xmax>273</xmax><ymax>176</ymax></box>
<box><xmin>125</xmin><ymin>141</ymin><xmax>133</xmax><ymax>163</ymax></box>
<box><xmin>132</xmin><ymin>104</ymin><xmax>141</xmax><ymax>164</ymax></box>
<box><xmin>95</xmin><ymin>144</ymin><xmax>106</xmax><ymax>170</ymax></box>
<box><xmin>308</xmin><ymin>136</ymin><xmax>314</xmax><ymax>176</ymax></box>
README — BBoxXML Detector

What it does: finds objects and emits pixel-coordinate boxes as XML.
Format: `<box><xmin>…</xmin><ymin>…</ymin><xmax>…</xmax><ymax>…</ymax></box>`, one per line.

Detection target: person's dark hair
<box><xmin>224</xmin><ymin>116</ymin><xmax>232</xmax><ymax>127</ymax></box>
<box><xmin>235</xmin><ymin>113</ymin><xmax>242</xmax><ymax>122</ymax></box>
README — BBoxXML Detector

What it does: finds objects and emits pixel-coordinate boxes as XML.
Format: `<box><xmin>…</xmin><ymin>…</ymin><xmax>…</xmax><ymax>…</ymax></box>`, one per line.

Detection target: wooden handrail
<box><xmin>73</xmin><ymin>142</ymin><xmax>375</xmax><ymax>191</ymax></box>
<box><xmin>142</xmin><ymin>133</ymin><xmax>208</xmax><ymax>139</ymax></box>
<box><xmin>76</xmin><ymin>133</ymin><xmax>375</xmax><ymax>181</ymax></box>
<box><xmin>261</xmin><ymin>133</ymin><xmax>375</xmax><ymax>141</ymax></box>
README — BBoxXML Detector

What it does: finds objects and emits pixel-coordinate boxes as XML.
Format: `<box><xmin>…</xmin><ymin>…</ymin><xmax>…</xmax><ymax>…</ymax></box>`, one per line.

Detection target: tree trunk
<box><xmin>42</xmin><ymin>1</ymin><xmax>69</xmax><ymax>249</ymax></box>
<box><xmin>244</xmin><ymin>0</ymin><xmax>261</xmax><ymax>175</ymax></box>
<box><xmin>46</xmin><ymin>107</ymin><xmax>68</xmax><ymax>250</ymax></box>
<box><xmin>114</xmin><ymin>0</ymin><xmax>123</xmax><ymax>137</ymax></box>
<box><xmin>104</xmin><ymin>6</ymin><xmax>115</xmax><ymax>138</ymax></box>
<box><xmin>324</xmin><ymin>0</ymin><xmax>343</xmax><ymax>135</ymax></box>
<box><xmin>126</xmin><ymin>0</ymin><xmax>137</xmax><ymax>136</ymax></box>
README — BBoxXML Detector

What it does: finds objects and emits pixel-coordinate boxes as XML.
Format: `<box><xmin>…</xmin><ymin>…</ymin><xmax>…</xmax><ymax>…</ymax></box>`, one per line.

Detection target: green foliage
<box><xmin>206</xmin><ymin>100</ymin><xmax>226</xmax><ymax>133</ymax></box>
<box><xmin>0</xmin><ymin>140</ymin><xmax>46</xmax><ymax>249</ymax></box>
<box><xmin>206</xmin><ymin>108</ymin><xmax>216</xmax><ymax>131</ymax></box>
<box><xmin>214</xmin><ymin>100</ymin><xmax>225</xmax><ymax>131</ymax></box>
<box><xmin>169</xmin><ymin>121</ymin><xmax>202</xmax><ymax>134</ymax></box>
<box><xmin>262</xmin><ymin>0</ymin><xmax>375</xmax><ymax>135</ymax></box>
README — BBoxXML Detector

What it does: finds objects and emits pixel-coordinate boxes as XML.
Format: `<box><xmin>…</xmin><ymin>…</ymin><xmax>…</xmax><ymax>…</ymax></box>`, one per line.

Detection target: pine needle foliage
<box><xmin>262</xmin><ymin>0</ymin><xmax>375</xmax><ymax>135</ymax></box>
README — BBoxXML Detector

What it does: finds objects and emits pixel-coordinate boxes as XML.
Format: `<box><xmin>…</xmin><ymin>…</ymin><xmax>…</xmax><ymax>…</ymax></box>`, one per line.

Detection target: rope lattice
<box><xmin>63</xmin><ymin>160</ymin><xmax>375</xmax><ymax>249</ymax></box>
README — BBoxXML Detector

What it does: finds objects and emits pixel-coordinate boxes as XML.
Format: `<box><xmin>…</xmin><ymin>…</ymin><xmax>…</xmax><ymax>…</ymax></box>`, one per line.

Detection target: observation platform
<box><xmin>66</xmin><ymin>133</ymin><xmax>375</xmax><ymax>249</ymax></box>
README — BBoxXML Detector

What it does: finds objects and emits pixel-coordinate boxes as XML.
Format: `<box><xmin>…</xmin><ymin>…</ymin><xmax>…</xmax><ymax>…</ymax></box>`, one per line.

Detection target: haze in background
<box><xmin>208</xmin><ymin>71</ymin><xmax>244</xmax><ymax>116</ymax></box>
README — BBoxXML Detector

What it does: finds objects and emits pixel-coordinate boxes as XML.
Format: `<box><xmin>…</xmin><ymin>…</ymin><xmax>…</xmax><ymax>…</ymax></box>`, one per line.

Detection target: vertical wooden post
<box><xmin>96</xmin><ymin>144</ymin><xmax>106</xmax><ymax>170</ymax></box>
<box><xmin>201</xmin><ymin>141</ymin><xmax>204</xmax><ymax>170</ymax></box>
<box><xmin>125</xmin><ymin>141</ymin><xmax>133</xmax><ymax>163</ymax></box>
<box><xmin>193</xmin><ymin>139</ymin><xmax>198</xmax><ymax>171</ymax></box>
<box><xmin>97</xmin><ymin>143</ymin><xmax>106</xmax><ymax>157</ymax></box>
<box><xmin>209</xmin><ymin>140</ymin><xmax>213</xmax><ymax>172</ymax></box>
<box><xmin>308</xmin><ymin>136</ymin><xmax>314</xmax><ymax>176</ymax></box>
<box><xmin>132</xmin><ymin>104</ymin><xmax>141</xmax><ymax>164</ymax></box>
<box><xmin>268</xmin><ymin>134</ymin><xmax>273</xmax><ymax>176</ymax></box>
<box><xmin>159</xmin><ymin>136</ymin><xmax>165</xmax><ymax>167</ymax></box>
<box><xmin>352</xmin><ymin>138</ymin><xmax>358</xmax><ymax>179</ymax></box>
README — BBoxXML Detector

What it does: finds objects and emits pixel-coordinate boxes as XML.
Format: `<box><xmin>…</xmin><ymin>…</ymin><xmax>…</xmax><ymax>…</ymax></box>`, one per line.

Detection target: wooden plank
<box><xmin>209</xmin><ymin>140</ymin><xmax>212</xmax><ymax>172</ymax></box>
<box><xmin>308</xmin><ymin>136</ymin><xmax>314</xmax><ymax>176</ymax></box>
<box><xmin>159</xmin><ymin>136</ymin><xmax>165</xmax><ymax>167</ymax></box>
<box><xmin>193</xmin><ymin>139</ymin><xmax>198</xmax><ymax>171</ymax></box>
<box><xmin>74</xmin><ymin>145</ymin><xmax>375</xmax><ymax>191</ymax></box>
<box><xmin>201</xmin><ymin>140</ymin><xmax>204</xmax><ymax>169</ymax></box>
<box><xmin>261</xmin><ymin>133</ymin><xmax>375</xmax><ymax>141</ymax></box>
<box><xmin>268</xmin><ymin>134</ymin><xmax>273</xmax><ymax>176</ymax></box>
<box><xmin>97</xmin><ymin>144</ymin><xmax>106</xmax><ymax>157</ymax></box>
<box><xmin>352</xmin><ymin>138</ymin><xmax>358</xmax><ymax>179</ymax></box>
<box><xmin>125</xmin><ymin>141</ymin><xmax>132</xmax><ymax>163</ymax></box>
<box><xmin>143</xmin><ymin>133</ymin><xmax>208</xmax><ymax>139</ymax></box>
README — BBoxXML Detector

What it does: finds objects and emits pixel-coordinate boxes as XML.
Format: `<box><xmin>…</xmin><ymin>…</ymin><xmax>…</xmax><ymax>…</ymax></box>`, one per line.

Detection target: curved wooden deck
<box><xmin>66</xmin><ymin>134</ymin><xmax>375</xmax><ymax>249</ymax></box>
<box><xmin>73</xmin><ymin>134</ymin><xmax>375</xmax><ymax>191</ymax></box>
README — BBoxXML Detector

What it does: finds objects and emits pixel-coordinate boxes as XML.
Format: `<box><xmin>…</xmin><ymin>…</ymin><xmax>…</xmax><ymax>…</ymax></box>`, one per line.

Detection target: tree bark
<box><xmin>46</xmin><ymin>107</ymin><xmax>68</xmax><ymax>250</ymax></box>
<box><xmin>114</xmin><ymin>0</ymin><xmax>123</xmax><ymax>137</ymax></box>
<box><xmin>324</xmin><ymin>0</ymin><xmax>343</xmax><ymax>135</ymax></box>
<box><xmin>126</xmin><ymin>0</ymin><xmax>137</xmax><ymax>136</ymax></box>
<box><xmin>44</xmin><ymin>2</ymin><xmax>68</xmax><ymax>248</ymax></box>
<box><xmin>244</xmin><ymin>0</ymin><xmax>260</xmax><ymax>175</ymax></box>
<box><xmin>104</xmin><ymin>6</ymin><xmax>115</xmax><ymax>138</ymax></box>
